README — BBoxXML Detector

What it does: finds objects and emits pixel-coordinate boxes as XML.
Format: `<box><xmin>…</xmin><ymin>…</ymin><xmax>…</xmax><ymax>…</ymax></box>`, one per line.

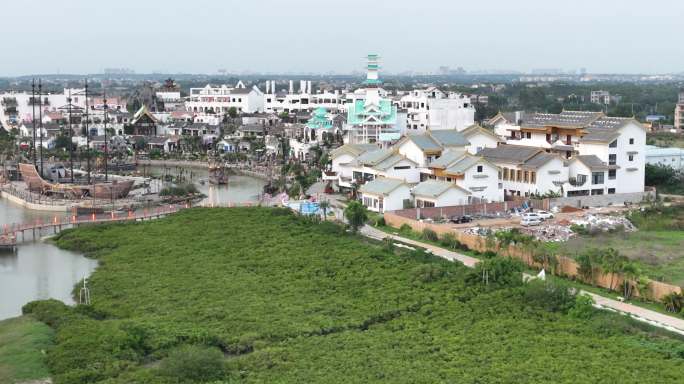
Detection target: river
<box><xmin>0</xmin><ymin>167</ymin><xmax>266</xmax><ymax>320</ymax></box>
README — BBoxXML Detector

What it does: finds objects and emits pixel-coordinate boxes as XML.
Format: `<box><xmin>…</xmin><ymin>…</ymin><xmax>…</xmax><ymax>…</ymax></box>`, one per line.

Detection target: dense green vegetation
<box><xmin>22</xmin><ymin>208</ymin><xmax>684</xmax><ymax>383</ymax></box>
<box><xmin>0</xmin><ymin>316</ymin><xmax>54</xmax><ymax>383</ymax></box>
<box><xmin>648</xmin><ymin>132</ymin><xmax>684</xmax><ymax>149</ymax></box>
<box><xmin>645</xmin><ymin>163</ymin><xmax>684</xmax><ymax>195</ymax></box>
<box><xmin>549</xmin><ymin>205</ymin><xmax>684</xmax><ymax>287</ymax></box>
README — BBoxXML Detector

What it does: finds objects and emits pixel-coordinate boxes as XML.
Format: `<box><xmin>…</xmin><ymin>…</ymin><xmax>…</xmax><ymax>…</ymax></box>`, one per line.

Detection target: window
<box><xmin>503</xmin><ymin>168</ymin><xmax>509</xmax><ymax>180</ymax></box>
<box><xmin>609</xmin><ymin>139</ymin><xmax>617</xmax><ymax>148</ymax></box>
<box><xmin>608</xmin><ymin>188</ymin><xmax>616</xmax><ymax>194</ymax></box>
<box><xmin>517</xmin><ymin>170</ymin><xmax>522</xmax><ymax>181</ymax></box>
<box><xmin>526</xmin><ymin>132</ymin><xmax>532</xmax><ymax>139</ymax></box>
<box><xmin>608</xmin><ymin>169</ymin><xmax>616</xmax><ymax>180</ymax></box>
<box><xmin>477</xmin><ymin>165</ymin><xmax>483</xmax><ymax>173</ymax></box>
<box><xmin>530</xmin><ymin>171</ymin><xmax>536</xmax><ymax>183</ymax></box>
<box><xmin>628</xmin><ymin>155</ymin><xmax>634</xmax><ymax>161</ymax></box>
<box><xmin>394</xmin><ymin>165</ymin><xmax>410</xmax><ymax>170</ymax></box>
<box><xmin>546</xmin><ymin>134</ymin><xmax>551</xmax><ymax>142</ymax></box>
<box><xmin>523</xmin><ymin>171</ymin><xmax>529</xmax><ymax>183</ymax></box>
<box><xmin>629</xmin><ymin>138</ymin><xmax>634</xmax><ymax>145</ymax></box>
<box><xmin>609</xmin><ymin>154</ymin><xmax>616</xmax><ymax>165</ymax></box>
<box><xmin>592</xmin><ymin>172</ymin><xmax>604</xmax><ymax>185</ymax></box>
<box><xmin>591</xmin><ymin>188</ymin><xmax>604</xmax><ymax>195</ymax></box>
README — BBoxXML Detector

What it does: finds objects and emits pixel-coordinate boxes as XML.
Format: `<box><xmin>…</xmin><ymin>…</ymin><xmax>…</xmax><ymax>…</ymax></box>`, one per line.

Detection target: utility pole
<box><xmin>31</xmin><ymin>79</ymin><xmax>36</xmax><ymax>167</ymax></box>
<box><xmin>103</xmin><ymin>88</ymin><xmax>108</xmax><ymax>182</ymax></box>
<box><xmin>68</xmin><ymin>89</ymin><xmax>74</xmax><ymax>183</ymax></box>
<box><xmin>84</xmin><ymin>80</ymin><xmax>91</xmax><ymax>184</ymax></box>
<box><xmin>38</xmin><ymin>79</ymin><xmax>44</xmax><ymax>176</ymax></box>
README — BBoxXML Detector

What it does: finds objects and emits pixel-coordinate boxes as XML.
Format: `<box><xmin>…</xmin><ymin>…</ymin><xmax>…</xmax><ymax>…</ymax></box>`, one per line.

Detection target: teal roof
<box><xmin>412</xmin><ymin>180</ymin><xmax>470</xmax><ymax>198</ymax></box>
<box><xmin>359</xmin><ymin>177</ymin><xmax>406</xmax><ymax>196</ymax></box>
<box><xmin>305</xmin><ymin>107</ymin><xmax>332</xmax><ymax>130</ymax></box>
<box><xmin>347</xmin><ymin>99</ymin><xmax>397</xmax><ymax>125</ymax></box>
<box><xmin>429</xmin><ymin>130</ymin><xmax>470</xmax><ymax>147</ymax></box>
<box><xmin>429</xmin><ymin>149</ymin><xmax>468</xmax><ymax>168</ymax></box>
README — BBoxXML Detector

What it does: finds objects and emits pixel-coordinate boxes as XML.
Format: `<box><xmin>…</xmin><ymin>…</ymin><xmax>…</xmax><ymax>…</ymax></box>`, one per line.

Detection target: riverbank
<box><xmin>140</xmin><ymin>159</ymin><xmax>274</xmax><ymax>181</ymax></box>
<box><xmin>0</xmin><ymin>316</ymin><xmax>52</xmax><ymax>384</ymax></box>
<box><xmin>22</xmin><ymin>207</ymin><xmax>684</xmax><ymax>383</ymax></box>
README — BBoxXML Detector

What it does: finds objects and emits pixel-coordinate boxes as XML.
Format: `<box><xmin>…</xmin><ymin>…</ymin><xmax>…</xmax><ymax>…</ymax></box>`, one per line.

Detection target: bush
<box><xmin>523</xmin><ymin>280</ymin><xmax>576</xmax><ymax>313</ymax></box>
<box><xmin>421</xmin><ymin>228</ymin><xmax>439</xmax><ymax>242</ymax></box>
<box><xmin>159</xmin><ymin>183</ymin><xmax>198</xmax><ymax>197</ymax></box>
<box><xmin>22</xmin><ymin>299</ymin><xmax>76</xmax><ymax>329</ymax></box>
<box><xmin>399</xmin><ymin>223</ymin><xmax>413</xmax><ymax>235</ymax></box>
<box><xmin>468</xmin><ymin>257</ymin><xmax>524</xmax><ymax>288</ymax></box>
<box><xmin>158</xmin><ymin>344</ymin><xmax>226</xmax><ymax>382</ymax></box>
<box><xmin>439</xmin><ymin>232</ymin><xmax>461</xmax><ymax>250</ymax></box>
<box><xmin>568</xmin><ymin>294</ymin><xmax>595</xmax><ymax>319</ymax></box>
<box><xmin>412</xmin><ymin>264</ymin><xmax>446</xmax><ymax>283</ymax></box>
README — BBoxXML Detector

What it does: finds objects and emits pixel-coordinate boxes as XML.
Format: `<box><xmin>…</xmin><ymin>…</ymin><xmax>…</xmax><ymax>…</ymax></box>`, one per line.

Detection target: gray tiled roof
<box><xmin>520</xmin><ymin>111</ymin><xmax>604</xmax><ymax>129</ymax></box>
<box><xmin>373</xmin><ymin>153</ymin><xmax>414</xmax><ymax>171</ymax></box>
<box><xmin>412</xmin><ymin>180</ymin><xmax>470</xmax><ymax>198</ymax></box>
<box><xmin>445</xmin><ymin>156</ymin><xmax>482</xmax><ymax>174</ymax></box>
<box><xmin>575</xmin><ymin>155</ymin><xmax>609</xmax><ymax>170</ymax></box>
<box><xmin>429</xmin><ymin>149</ymin><xmax>468</xmax><ymax>169</ymax></box>
<box><xmin>330</xmin><ymin>143</ymin><xmax>378</xmax><ymax>159</ymax></box>
<box><xmin>359</xmin><ymin>177</ymin><xmax>407</xmax><ymax>195</ymax></box>
<box><xmin>230</xmin><ymin>88</ymin><xmax>252</xmax><ymax>95</ymax></box>
<box><xmin>478</xmin><ymin>144</ymin><xmax>542</xmax><ymax>164</ymax></box>
<box><xmin>406</xmin><ymin>134</ymin><xmax>441</xmax><ymax>151</ymax></box>
<box><xmin>351</xmin><ymin>149</ymin><xmax>394</xmax><ymax>167</ymax></box>
<box><xmin>429</xmin><ymin>130</ymin><xmax>469</xmax><ymax>147</ymax></box>
<box><xmin>521</xmin><ymin>152</ymin><xmax>558</xmax><ymax>170</ymax></box>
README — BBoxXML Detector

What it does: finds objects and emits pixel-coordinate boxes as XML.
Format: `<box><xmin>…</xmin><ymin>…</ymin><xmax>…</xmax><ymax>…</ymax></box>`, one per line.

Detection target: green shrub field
<box><xmin>22</xmin><ymin>207</ymin><xmax>684</xmax><ymax>383</ymax></box>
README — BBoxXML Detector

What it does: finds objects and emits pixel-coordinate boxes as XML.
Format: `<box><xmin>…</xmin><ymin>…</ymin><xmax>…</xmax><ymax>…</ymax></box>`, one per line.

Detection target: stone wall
<box><xmin>548</xmin><ymin>191</ymin><xmax>656</xmax><ymax>209</ymax></box>
<box><xmin>383</xmin><ymin>211</ymin><xmax>682</xmax><ymax>302</ymax></box>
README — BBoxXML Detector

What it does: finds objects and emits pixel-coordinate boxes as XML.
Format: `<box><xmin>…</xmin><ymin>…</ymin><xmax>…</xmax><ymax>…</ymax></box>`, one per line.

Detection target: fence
<box><xmin>383</xmin><ymin>212</ymin><xmax>682</xmax><ymax>302</ymax></box>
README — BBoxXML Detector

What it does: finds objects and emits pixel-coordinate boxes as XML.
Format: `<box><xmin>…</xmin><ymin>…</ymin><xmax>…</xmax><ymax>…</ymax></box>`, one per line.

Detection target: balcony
<box><xmin>568</xmin><ymin>174</ymin><xmax>587</xmax><ymax>187</ymax></box>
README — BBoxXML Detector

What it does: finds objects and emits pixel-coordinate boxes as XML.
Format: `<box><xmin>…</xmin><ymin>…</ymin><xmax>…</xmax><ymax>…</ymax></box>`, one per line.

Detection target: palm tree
<box><xmin>621</xmin><ymin>262</ymin><xmax>641</xmax><ymax>299</ymax></box>
<box><xmin>576</xmin><ymin>253</ymin><xmax>593</xmax><ymax>285</ymax></box>
<box><xmin>319</xmin><ymin>200</ymin><xmax>330</xmax><ymax>221</ymax></box>
<box><xmin>600</xmin><ymin>248</ymin><xmax>624</xmax><ymax>292</ymax></box>
<box><xmin>662</xmin><ymin>292</ymin><xmax>684</xmax><ymax>313</ymax></box>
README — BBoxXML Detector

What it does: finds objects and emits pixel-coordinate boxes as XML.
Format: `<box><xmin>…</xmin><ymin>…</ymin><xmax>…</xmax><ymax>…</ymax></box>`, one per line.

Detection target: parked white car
<box><xmin>536</xmin><ymin>210</ymin><xmax>555</xmax><ymax>220</ymax></box>
<box><xmin>520</xmin><ymin>213</ymin><xmax>542</xmax><ymax>226</ymax></box>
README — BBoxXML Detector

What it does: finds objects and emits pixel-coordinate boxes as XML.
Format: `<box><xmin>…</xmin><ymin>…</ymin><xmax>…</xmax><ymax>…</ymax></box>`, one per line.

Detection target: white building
<box><xmin>675</xmin><ymin>91</ymin><xmax>684</xmax><ymax>132</ymax></box>
<box><xmin>262</xmin><ymin>80</ymin><xmax>344</xmax><ymax>114</ymax></box>
<box><xmin>412</xmin><ymin>179</ymin><xmax>472</xmax><ymax>208</ymax></box>
<box><xmin>399</xmin><ymin>87</ymin><xmax>475</xmax><ymax>133</ymax></box>
<box><xmin>590</xmin><ymin>90</ymin><xmax>611</xmax><ymax>105</ymax></box>
<box><xmin>1</xmin><ymin>88</ymin><xmax>87</xmax><ymax>130</ymax></box>
<box><xmin>645</xmin><ymin>145</ymin><xmax>684</xmax><ymax>170</ymax></box>
<box><xmin>345</xmin><ymin>54</ymin><xmax>400</xmax><ymax>145</ymax></box>
<box><xmin>425</xmin><ymin>150</ymin><xmax>502</xmax><ymax>202</ymax></box>
<box><xmin>358</xmin><ymin>177</ymin><xmax>412</xmax><ymax>213</ymax></box>
<box><xmin>185</xmin><ymin>81</ymin><xmax>264</xmax><ymax>115</ymax></box>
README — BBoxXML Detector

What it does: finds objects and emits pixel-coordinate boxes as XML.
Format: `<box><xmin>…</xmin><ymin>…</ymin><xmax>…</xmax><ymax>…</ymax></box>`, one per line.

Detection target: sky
<box><xmin>2</xmin><ymin>0</ymin><xmax>682</xmax><ymax>76</ymax></box>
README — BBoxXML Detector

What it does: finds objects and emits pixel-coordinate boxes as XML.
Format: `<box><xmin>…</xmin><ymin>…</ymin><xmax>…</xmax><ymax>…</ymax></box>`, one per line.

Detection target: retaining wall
<box><xmin>383</xmin><ymin>211</ymin><xmax>682</xmax><ymax>302</ymax></box>
<box><xmin>548</xmin><ymin>191</ymin><xmax>656</xmax><ymax>209</ymax></box>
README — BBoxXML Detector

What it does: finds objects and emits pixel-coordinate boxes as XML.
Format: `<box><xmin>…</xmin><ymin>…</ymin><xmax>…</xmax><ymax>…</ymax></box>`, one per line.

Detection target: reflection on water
<box><xmin>0</xmin><ymin>167</ymin><xmax>266</xmax><ymax>319</ymax></box>
<box><xmin>0</xmin><ymin>242</ymin><xmax>98</xmax><ymax>319</ymax></box>
<box><xmin>146</xmin><ymin>166</ymin><xmax>267</xmax><ymax>206</ymax></box>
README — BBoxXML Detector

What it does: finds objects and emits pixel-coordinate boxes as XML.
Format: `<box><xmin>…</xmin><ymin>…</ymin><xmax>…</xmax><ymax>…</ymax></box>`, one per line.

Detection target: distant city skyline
<box><xmin>2</xmin><ymin>0</ymin><xmax>683</xmax><ymax>76</ymax></box>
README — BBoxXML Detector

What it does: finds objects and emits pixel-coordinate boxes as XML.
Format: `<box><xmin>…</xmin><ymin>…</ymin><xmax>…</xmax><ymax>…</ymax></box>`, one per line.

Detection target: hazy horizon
<box><xmin>3</xmin><ymin>0</ymin><xmax>683</xmax><ymax>76</ymax></box>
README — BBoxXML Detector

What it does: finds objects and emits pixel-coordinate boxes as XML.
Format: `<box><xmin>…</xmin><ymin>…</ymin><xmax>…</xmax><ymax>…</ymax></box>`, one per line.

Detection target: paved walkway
<box><xmin>360</xmin><ymin>224</ymin><xmax>684</xmax><ymax>335</ymax></box>
<box><xmin>361</xmin><ymin>225</ymin><xmax>479</xmax><ymax>267</ymax></box>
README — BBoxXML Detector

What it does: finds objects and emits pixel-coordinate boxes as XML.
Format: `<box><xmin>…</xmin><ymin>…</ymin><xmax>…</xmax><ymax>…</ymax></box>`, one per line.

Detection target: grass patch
<box><xmin>0</xmin><ymin>316</ymin><xmax>53</xmax><ymax>383</ymax></box>
<box><xmin>22</xmin><ymin>207</ymin><xmax>684</xmax><ymax>383</ymax></box>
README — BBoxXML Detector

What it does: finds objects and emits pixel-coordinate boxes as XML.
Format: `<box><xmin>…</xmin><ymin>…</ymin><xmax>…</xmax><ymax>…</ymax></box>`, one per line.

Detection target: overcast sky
<box><xmin>3</xmin><ymin>0</ymin><xmax>682</xmax><ymax>76</ymax></box>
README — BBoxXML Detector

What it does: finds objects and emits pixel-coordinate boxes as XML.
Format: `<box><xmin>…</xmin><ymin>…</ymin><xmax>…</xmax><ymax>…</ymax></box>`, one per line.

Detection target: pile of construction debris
<box><xmin>460</xmin><ymin>213</ymin><xmax>637</xmax><ymax>243</ymax></box>
<box><xmin>570</xmin><ymin>214</ymin><xmax>637</xmax><ymax>232</ymax></box>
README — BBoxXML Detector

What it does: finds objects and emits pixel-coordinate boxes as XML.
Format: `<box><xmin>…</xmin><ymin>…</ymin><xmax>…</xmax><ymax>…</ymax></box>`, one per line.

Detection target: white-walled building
<box><xmin>262</xmin><ymin>80</ymin><xmax>344</xmax><ymax>114</ymax></box>
<box><xmin>412</xmin><ymin>179</ymin><xmax>472</xmax><ymax>208</ymax></box>
<box><xmin>645</xmin><ymin>145</ymin><xmax>684</xmax><ymax>170</ymax></box>
<box><xmin>185</xmin><ymin>82</ymin><xmax>264</xmax><ymax>115</ymax></box>
<box><xmin>358</xmin><ymin>177</ymin><xmax>412</xmax><ymax>213</ymax></box>
<box><xmin>675</xmin><ymin>90</ymin><xmax>684</xmax><ymax>131</ymax></box>
<box><xmin>345</xmin><ymin>54</ymin><xmax>400</xmax><ymax>145</ymax></box>
<box><xmin>425</xmin><ymin>150</ymin><xmax>502</xmax><ymax>202</ymax></box>
<box><xmin>399</xmin><ymin>87</ymin><xmax>475</xmax><ymax>133</ymax></box>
